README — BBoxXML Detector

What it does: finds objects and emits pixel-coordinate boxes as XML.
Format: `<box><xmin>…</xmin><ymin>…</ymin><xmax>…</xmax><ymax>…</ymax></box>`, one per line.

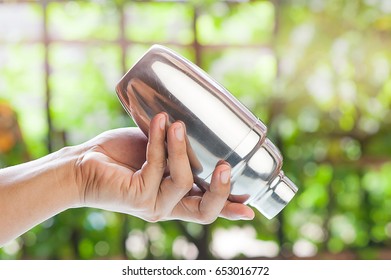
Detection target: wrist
<box><xmin>51</xmin><ymin>145</ymin><xmax>85</xmax><ymax>209</ymax></box>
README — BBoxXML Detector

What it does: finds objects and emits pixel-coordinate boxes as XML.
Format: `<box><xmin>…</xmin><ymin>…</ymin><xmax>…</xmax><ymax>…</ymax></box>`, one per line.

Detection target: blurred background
<box><xmin>0</xmin><ymin>0</ymin><xmax>391</xmax><ymax>260</ymax></box>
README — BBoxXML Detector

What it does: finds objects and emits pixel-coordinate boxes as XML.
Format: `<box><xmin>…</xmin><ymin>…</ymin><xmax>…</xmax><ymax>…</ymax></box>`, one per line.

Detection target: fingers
<box><xmin>137</xmin><ymin>115</ymin><xmax>194</xmax><ymax>218</ymax></box>
<box><xmin>197</xmin><ymin>162</ymin><xmax>255</xmax><ymax>222</ymax></box>
<box><xmin>197</xmin><ymin>162</ymin><xmax>231</xmax><ymax>220</ymax></box>
<box><xmin>218</xmin><ymin>202</ymin><xmax>255</xmax><ymax>221</ymax></box>
<box><xmin>138</xmin><ymin>113</ymin><xmax>167</xmax><ymax>189</ymax></box>
<box><xmin>170</xmin><ymin>161</ymin><xmax>254</xmax><ymax>223</ymax></box>
<box><xmin>208</xmin><ymin>164</ymin><xmax>255</xmax><ymax>220</ymax></box>
<box><xmin>166</xmin><ymin>121</ymin><xmax>193</xmax><ymax>187</ymax></box>
<box><xmin>139</xmin><ymin>115</ymin><xmax>254</xmax><ymax>223</ymax></box>
<box><xmin>156</xmin><ymin>121</ymin><xmax>194</xmax><ymax>214</ymax></box>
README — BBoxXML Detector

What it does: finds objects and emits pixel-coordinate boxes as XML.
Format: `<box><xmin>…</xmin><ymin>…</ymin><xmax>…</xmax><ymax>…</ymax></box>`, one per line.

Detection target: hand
<box><xmin>0</xmin><ymin>113</ymin><xmax>254</xmax><ymax>245</ymax></box>
<box><xmin>74</xmin><ymin>113</ymin><xmax>255</xmax><ymax>223</ymax></box>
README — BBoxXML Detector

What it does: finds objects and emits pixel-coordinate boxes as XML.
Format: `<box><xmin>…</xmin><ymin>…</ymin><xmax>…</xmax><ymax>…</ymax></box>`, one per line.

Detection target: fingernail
<box><xmin>235</xmin><ymin>212</ymin><xmax>254</xmax><ymax>220</ymax></box>
<box><xmin>239</xmin><ymin>215</ymin><xmax>254</xmax><ymax>221</ymax></box>
<box><xmin>220</xmin><ymin>168</ymin><xmax>230</xmax><ymax>184</ymax></box>
<box><xmin>174</xmin><ymin>123</ymin><xmax>184</xmax><ymax>141</ymax></box>
<box><xmin>159</xmin><ymin>114</ymin><xmax>166</xmax><ymax>130</ymax></box>
<box><xmin>244</xmin><ymin>211</ymin><xmax>255</xmax><ymax>220</ymax></box>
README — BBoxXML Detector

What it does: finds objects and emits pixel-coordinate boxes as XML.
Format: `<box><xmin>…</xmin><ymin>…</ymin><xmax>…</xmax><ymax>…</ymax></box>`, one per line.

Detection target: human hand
<box><xmin>0</xmin><ymin>113</ymin><xmax>255</xmax><ymax>245</ymax></box>
<box><xmin>73</xmin><ymin>113</ymin><xmax>255</xmax><ymax>223</ymax></box>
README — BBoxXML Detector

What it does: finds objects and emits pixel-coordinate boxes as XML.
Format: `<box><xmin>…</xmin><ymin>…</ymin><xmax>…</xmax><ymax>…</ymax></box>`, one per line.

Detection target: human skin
<box><xmin>0</xmin><ymin>113</ymin><xmax>254</xmax><ymax>246</ymax></box>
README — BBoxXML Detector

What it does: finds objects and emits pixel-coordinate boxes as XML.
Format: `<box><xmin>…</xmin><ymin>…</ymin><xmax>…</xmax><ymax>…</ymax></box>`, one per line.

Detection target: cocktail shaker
<box><xmin>116</xmin><ymin>45</ymin><xmax>297</xmax><ymax>219</ymax></box>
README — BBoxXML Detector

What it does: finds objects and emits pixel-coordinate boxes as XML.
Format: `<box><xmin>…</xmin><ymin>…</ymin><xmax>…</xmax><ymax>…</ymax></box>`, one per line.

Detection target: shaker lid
<box><xmin>227</xmin><ymin>135</ymin><xmax>298</xmax><ymax>219</ymax></box>
<box><xmin>249</xmin><ymin>172</ymin><xmax>298</xmax><ymax>219</ymax></box>
<box><xmin>229</xmin><ymin>134</ymin><xmax>298</xmax><ymax>220</ymax></box>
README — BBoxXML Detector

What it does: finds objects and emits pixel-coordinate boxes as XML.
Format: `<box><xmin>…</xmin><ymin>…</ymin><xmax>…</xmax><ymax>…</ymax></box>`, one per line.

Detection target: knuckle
<box><xmin>146</xmin><ymin>157</ymin><xmax>167</xmax><ymax>170</ymax></box>
<box><xmin>169</xmin><ymin>146</ymin><xmax>187</xmax><ymax>159</ymax></box>
<box><xmin>197</xmin><ymin>213</ymin><xmax>216</xmax><ymax>225</ymax></box>
<box><xmin>183</xmin><ymin>177</ymin><xmax>194</xmax><ymax>188</ymax></box>
<box><xmin>200</xmin><ymin>218</ymin><xmax>216</xmax><ymax>225</ymax></box>
<box><xmin>217</xmin><ymin>185</ymin><xmax>231</xmax><ymax>197</ymax></box>
<box><xmin>146</xmin><ymin>213</ymin><xmax>162</xmax><ymax>223</ymax></box>
<box><xmin>171</xmin><ymin>177</ymin><xmax>194</xmax><ymax>191</ymax></box>
<box><xmin>210</xmin><ymin>181</ymin><xmax>230</xmax><ymax>196</ymax></box>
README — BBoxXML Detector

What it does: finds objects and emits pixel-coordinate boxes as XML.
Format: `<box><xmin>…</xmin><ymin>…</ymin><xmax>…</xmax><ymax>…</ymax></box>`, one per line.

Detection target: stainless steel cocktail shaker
<box><xmin>116</xmin><ymin>45</ymin><xmax>297</xmax><ymax>219</ymax></box>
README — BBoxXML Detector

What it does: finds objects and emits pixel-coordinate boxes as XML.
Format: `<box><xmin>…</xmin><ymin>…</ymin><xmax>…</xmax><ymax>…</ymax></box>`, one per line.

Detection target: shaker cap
<box><xmin>229</xmin><ymin>134</ymin><xmax>298</xmax><ymax>219</ymax></box>
<box><xmin>249</xmin><ymin>172</ymin><xmax>297</xmax><ymax>219</ymax></box>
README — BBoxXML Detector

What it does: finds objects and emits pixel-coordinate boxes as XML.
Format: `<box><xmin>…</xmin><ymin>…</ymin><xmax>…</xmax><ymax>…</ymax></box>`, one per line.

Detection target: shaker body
<box><xmin>116</xmin><ymin>45</ymin><xmax>297</xmax><ymax>219</ymax></box>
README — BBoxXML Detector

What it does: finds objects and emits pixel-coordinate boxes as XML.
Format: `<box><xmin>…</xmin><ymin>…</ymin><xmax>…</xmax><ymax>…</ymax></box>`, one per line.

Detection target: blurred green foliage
<box><xmin>0</xmin><ymin>0</ymin><xmax>390</xmax><ymax>260</ymax></box>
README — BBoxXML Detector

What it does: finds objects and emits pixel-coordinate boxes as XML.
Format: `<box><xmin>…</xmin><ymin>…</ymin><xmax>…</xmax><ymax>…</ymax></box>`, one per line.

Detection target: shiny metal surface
<box><xmin>116</xmin><ymin>45</ymin><xmax>297</xmax><ymax>219</ymax></box>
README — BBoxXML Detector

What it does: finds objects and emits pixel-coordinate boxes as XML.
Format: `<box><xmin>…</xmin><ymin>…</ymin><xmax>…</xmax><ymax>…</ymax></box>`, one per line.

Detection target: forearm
<box><xmin>0</xmin><ymin>146</ymin><xmax>80</xmax><ymax>246</ymax></box>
